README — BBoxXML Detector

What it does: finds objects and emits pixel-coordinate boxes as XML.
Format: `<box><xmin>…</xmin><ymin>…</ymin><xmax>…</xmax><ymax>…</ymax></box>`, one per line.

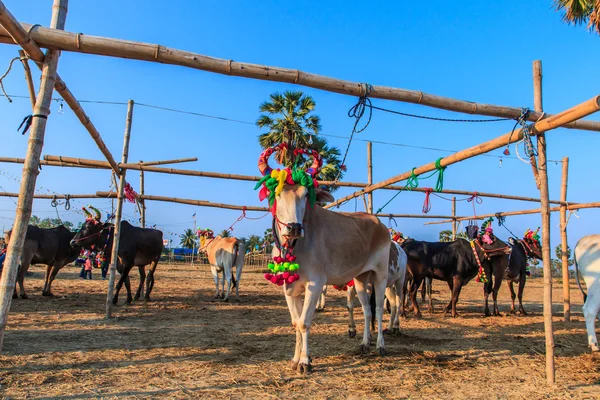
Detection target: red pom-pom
<box><xmin>276</xmin><ymin>279</ymin><xmax>285</xmax><ymax>286</ymax></box>
<box><xmin>264</xmin><ymin>273</ymin><xmax>272</xmax><ymax>280</ymax></box>
<box><xmin>285</xmin><ymin>254</ymin><xmax>293</xmax><ymax>261</ymax></box>
<box><xmin>286</xmin><ymin>276</ymin><xmax>296</xmax><ymax>284</ymax></box>
<box><xmin>289</xmin><ymin>255</ymin><xmax>296</xmax><ymax>262</ymax></box>
<box><xmin>271</xmin><ymin>276</ymin><xmax>279</xmax><ymax>284</ymax></box>
<box><xmin>282</xmin><ymin>272</ymin><xmax>290</xmax><ymax>279</ymax></box>
<box><xmin>347</xmin><ymin>280</ymin><xmax>355</xmax><ymax>287</ymax></box>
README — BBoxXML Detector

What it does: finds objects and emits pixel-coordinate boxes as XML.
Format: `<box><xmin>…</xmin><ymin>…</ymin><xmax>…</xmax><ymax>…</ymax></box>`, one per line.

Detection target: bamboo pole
<box><xmin>1</xmin><ymin>23</ymin><xmax>599</xmax><ymax>132</ymax></box>
<box><xmin>451</xmin><ymin>197</ymin><xmax>457</xmax><ymax>240</ymax></box>
<box><xmin>367</xmin><ymin>142</ymin><xmax>373</xmax><ymax>214</ymax></box>
<box><xmin>0</xmin><ymin>192</ymin><xmax>99</xmax><ymax>199</ymax></box>
<box><xmin>0</xmin><ymin>1</ymin><xmax>120</xmax><ymax>175</ymax></box>
<box><xmin>106</xmin><ymin>100</ymin><xmax>133</xmax><ymax>319</ymax></box>
<box><xmin>139</xmin><ymin>157</ymin><xmax>197</xmax><ymax>166</ymax></box>
<box><xmin>18</xmin><ymin>49</ymin><xmax>35</xmax><ymax>109</ymax></box>
<box><xmin>375</xmin><ymin>213</ymin><xmax>456</xmax><ymax>219</ymax></box>
<box><xmin>0</xmin><ymin>0</ymin><xmax>67</xmax><ymax>353</ymax></box>
<box><xmin>139</xmin><ymin>161</ymin><xmax>145</xmax><ymax>228</ymax></box>
<box><xmin>36</xmin><ymin>155</ymin><xmax>572</xmax><ymax>205</ymax></box>
<box><xmin>325</xmin><ymin>95</ymin><xmax>600</xmax><ymax>210</ymax></box>
<box><xmin>560</xmin><ymin>156</ymin><xmax>570</xmax><ymax>322</ymax></box>
<box><xmin>96</xmin><ymin>192</ymin><xmax>269</xmax><ymax>212</ymax></box>
<box><xmin>533</xmin><ymin>60</ymin><xmax>555</xmax><ymax>385</ymax></box>
<box><xmin>424</xmin><ymin>201</ymin><xmax>600</xmax><ymax>225</ymax></box>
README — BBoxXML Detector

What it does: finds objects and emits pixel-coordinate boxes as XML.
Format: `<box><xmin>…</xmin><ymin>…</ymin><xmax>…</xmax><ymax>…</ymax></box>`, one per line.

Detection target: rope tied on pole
<box><xmin>434</xmin><ymin>157</ymin><xmax>446</xmax><ymax>192</ymax></box>
<box><xmin>0</xmin><ymin>55</ymin><xmax>27</xmax><ymax>103</ymax></box>
<box><xmin>467</xmin><ymin>192</ymin><xmax>483</xmax><ymax>216</ymax></box>
<box><xmin>495</xmin><ymin>212</ymin><xmax>520</xmax><ymax>238</ymax></box>
<box><xmin>422</xmin><ymin>188</ymin><xmax>433</xmax><ymax>214</ymax></box>
<box><xmin>334</xmin><ymin>83</ymin><xmax>373</xmax><ymax>183</ymax></box>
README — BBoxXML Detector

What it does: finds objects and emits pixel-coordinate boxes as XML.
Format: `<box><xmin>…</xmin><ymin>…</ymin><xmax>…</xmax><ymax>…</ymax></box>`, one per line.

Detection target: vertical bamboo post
<box><xmin>367</xmin><ymin>142</ymin><xmax>373</xmax><ymax>214</ymax></box>
<box><xmin>139</xmin><ymin>162</ymin><xmax>145</xmax><ymax>228</ymax></box>
<box><xmin>18</xmin><ymin>50</ymin><xmax>36</xmax><ymax>109</ymax></box>
<box><xmin>0</xmin><ymin>0</ymin><xmax>68</xmax><ymax>352</ymax></box>
<box><xmin>533</xmin><ymin>60</ymin><xmax>555</xmax><ymax>384</ymax></box>
<box><xmin>451</xmin><ymin>197</ymin><xmax>457</xmax><ymax>240</ymax></box>
<box><xmin>560</xmin><ymin>156</ymin><xmax>570</xmax><ymax>322</ymax></box>
<box><xmin>106</xmin><ymin>100</ymin><xmax>134</xmax><ymax>319</ymax></box>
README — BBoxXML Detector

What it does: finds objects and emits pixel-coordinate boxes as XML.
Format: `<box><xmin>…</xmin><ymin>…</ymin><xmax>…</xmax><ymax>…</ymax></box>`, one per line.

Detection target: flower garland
<box><xmin>470</xmin><ymin>241</ymin><xmax>488</xmax><ymax>284</ymax></box>
<box><xmin>255</xmin><ymin>144</ymin><xmax>322</xmax><ymax>286</ymax></box>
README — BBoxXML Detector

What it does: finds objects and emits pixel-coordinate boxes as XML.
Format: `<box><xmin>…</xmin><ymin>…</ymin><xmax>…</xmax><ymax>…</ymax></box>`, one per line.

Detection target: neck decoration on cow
<box><xmin>196</xmin><ymin>228</ymin><xmax>215</xmax><ymax>250</ymax></box>
<box><xmin>470</xmin><ymin>218</ymin><xmax>510</xmax><ymax>284</ymax></box>
<box><xmin>254</xmin><ymin>143</ymin><xmax>323</xmax><ymax>286</ymax></box>
<box><xmin>70</xmin><ymin>206</ymin><xmax>113</xmax><ymax>250</ymax></box>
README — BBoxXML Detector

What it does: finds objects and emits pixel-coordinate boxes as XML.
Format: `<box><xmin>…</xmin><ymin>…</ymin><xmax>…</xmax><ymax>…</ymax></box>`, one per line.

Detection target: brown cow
<box><xmin>202</xmin><ymin>235</ymin><xmax>245</xmax><ymax>302</ymax></box>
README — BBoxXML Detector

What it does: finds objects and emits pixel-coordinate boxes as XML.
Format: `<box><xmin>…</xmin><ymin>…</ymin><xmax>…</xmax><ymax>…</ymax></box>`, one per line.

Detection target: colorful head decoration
<box><xmin>255</xmin><ymin>144</ymin><xmax>322</xmax><ymax>286</ymax></box>
<box><xmin>82</xmin><ymin>206</ymin><xmax>102</xmax><ymax>224</ymax></box>
<box><xmin>389</xmin><ymin>228</ymin><xmax>404</xmax><ymax>243</ymax></box>
<box><xmin>254</xmin><ymin>144</ymin><xmax>322</xmax><ymax>216</ymax></box>
<box><xmin>524</xmin><ymin>228</ymin><xmax>541</xmax><ymax>243</ymax></box>
<box><xmin>479</xmin><ymin>218</ymin><xmax>495</xmax><ymax>245</ymax></box>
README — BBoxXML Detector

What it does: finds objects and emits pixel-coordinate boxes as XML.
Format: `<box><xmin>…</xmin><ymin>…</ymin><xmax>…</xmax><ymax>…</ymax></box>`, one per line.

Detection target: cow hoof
<box><xmin>382</xmin><ymin>328</ymin><xmax>389</xmax><ymax>335</ymax></box>
<box><xmin>315</xmin><ymin>307</ymin><xmax>324</xmax><ymax>313</ymax></box>
<box><xmin>298</xmin><ymin>363</ymin><xmax>312</xmax><ymax>375</ymax></box>
<box><xmin>452</xmin><ymin>313</ymin><xmax>459</xmax><ymax>318</ymax></box>
<box><xmin>414</xmin><ymin>312</ymin><xmax>422</xmax><ymax>319</ymax></box>
<box><xmin>214</xmin><ymin>295</ymin><xmax>220</xmax><ymax>299</ymax></box>
<box><xmin>494</xmin><ymin>312</ymin><xmax>502</xmax><ymax>317</ymax></box>
<box><xmin>234</xmin><ymin>298</ymin><xmax>241</xmax><ymax>303</ymax></box>
<box><xmin>133</xmin><ymin>296</ymin><xmax>140</xmax><ymax>301</ymax></box>
<box><xmin>220</xmin><ymin>294</ymin><xmax>225</xmax><ymax>299</ymax></box>
<box><xmin>223</xmin><ymin>298</ymin><xmax>229</xmax><ymax>303</ymax></box>
<box><xmin>348</xmin><ymin>330</ymin><xmax>356</xmax><ymax>338</ymax></box>
<box><xmin>360</xmin><ymin>344</ymin><xmax>370</xmax><ymax>354</ymax></box>
<box><xmin>484</xmin><ymin>311</ymin><xmax>491</xmax><ymax>317</ymax></box>
<box><xmin>20</xmin><ymin>294</ymin><xmax>28</xmax><ymax>299</ymax></box>
<box><xmin>591</xmin><ymin>344</ymin><xmax>600</xmax><ymax>352</ymax></box>
<box><xmin>509</xmin><ymin>309</ymin><xmax>516</xmax><ymax>315</ymax></box>
<box><xmin>290</xmin><ymin>360</ymin><xmax>299</xmax><ymax>371</ymax></box>
<box><xmin>392</xmin><ymin>328</ymin><xmax>400</xmax><ymax>336</ymax></box>
<box><xmin>144</xmin><ymin>296</ymin><xmax>152</xmax><ymax>302</ymax></box>
<box><xmin>378</xmin><ymin>347</ymin><xmax>387</xmax><ymax>357</ymax></box>
<box><xmin>12</xmin><ymin>293</ymin><xmax>17</xmax><ymax>299</ymax></box>
<box><xmin>519</xmin><ymin>310</ymin><xmax>528</xmax><ymax>316</ymax></box>
<box><xmin>112</xmin><ymin>297</ymin><xmax>119</xmax><ymax>305</ymax></box>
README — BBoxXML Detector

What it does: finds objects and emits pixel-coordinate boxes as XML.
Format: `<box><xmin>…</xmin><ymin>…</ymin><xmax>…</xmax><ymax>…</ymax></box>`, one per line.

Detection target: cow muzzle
<box><xmin>283</xmin><ymin>223</ymin><xmax>303</xmax><ymax>239</ymax></box>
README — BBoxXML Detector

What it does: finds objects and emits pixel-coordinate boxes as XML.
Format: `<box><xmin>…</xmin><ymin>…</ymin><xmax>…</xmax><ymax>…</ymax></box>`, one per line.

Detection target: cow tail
<box><xmin>230</xmin><ymin>242</ymin><xmax>238</xmax><ymax>289</ymax></box>
<box><xmin>370</xmin><ymin>290</ymin><xmax>376</xmax><ymax>331</ymax></box>
<box><xmin>574</xmin><ymin>255</ymin><xmax>587</xmax><ymax>303</ymax></box>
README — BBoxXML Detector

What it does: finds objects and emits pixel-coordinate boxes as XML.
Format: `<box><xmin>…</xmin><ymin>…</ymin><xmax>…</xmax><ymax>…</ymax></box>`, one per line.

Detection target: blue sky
<box><xmin>0</xmin><ymin>1</ymin><xmax>598</xmax><ymax>253</ymax></box>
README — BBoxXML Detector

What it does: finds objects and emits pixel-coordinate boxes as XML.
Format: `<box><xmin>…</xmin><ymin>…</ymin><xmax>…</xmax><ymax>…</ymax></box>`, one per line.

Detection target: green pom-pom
<box><xmin>289</xmin><ymin>263</ymin><xmax>299</xmax><ymax>271</ymax></box>
<box><xmin>268</xmin><ymin>263</ymin><xmax>275</xmax><ymax>271</ymax></box>
<box><xmin>283</xmin><ymin>262</ymin><xmax>290</xmax><ymax>270</ymax></box>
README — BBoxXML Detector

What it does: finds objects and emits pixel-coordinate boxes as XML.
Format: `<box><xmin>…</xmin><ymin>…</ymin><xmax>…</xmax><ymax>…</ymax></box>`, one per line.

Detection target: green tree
<box><xmin>456</xmin><ymin>231</ymin><xmax>468</xmax><ymax>240</ymax></box>
<box><xmin>256</xmin><ymin>91</ymin><xmax>344</xmax><ymax>187</ymax></box>
<box><xmin>263</xmin><ymin>228</ymin><xmax>274</xmax><ymax>253</ymax></box>
<box><xmin>179</xmin><ymin>228</ymin><xmax>198</xmax><ymax>249</ymax></box>
<box><xmin>247</xmin><ymin>234</ymin><xmax>262</xmax><ymax>252</ymax></box>
<box><xmin>555</xmin><ymin>244</ymin><xmax>574</xmax><ymax>266</ymax></box>
<box><xmin>220</xmin><ymin>229</ymin><xmax>231</xmax><ymax>238</ymax></box>
<box><xmin>439</xmin><ymin>230</ymin><xmax>453</xmax><ymax>242</ymax></box>
<box><xmin>554</xmin><ymin>0</ymin><xmax>600</xmax><ymax>34</ymax></box>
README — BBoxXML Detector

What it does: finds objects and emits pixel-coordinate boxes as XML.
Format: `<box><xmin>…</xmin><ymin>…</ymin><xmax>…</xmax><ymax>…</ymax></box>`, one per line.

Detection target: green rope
<box><xmin>374</xmin><ymin>158</ymin><xmax>447</xmax><ymax>214</ymax></box>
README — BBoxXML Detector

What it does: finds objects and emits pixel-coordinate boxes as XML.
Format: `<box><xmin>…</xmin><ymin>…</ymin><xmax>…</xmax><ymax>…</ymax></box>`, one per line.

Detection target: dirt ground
<box><xmin>0</xmin><ymin>263</ymin><xmax>599</xmax><ymax>399</ymax></box>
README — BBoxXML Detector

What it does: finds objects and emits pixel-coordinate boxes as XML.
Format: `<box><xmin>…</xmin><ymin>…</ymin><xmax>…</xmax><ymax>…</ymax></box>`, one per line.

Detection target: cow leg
<box><xmin>211</xmin><ymin>266</ymin><xmax>220</xmax><ymax>299</ymax></box>
<box><xmin>220</xmin><ymin>269</ymin><xmax>226</xmax><ymax>299</ymax></box>
<box><xmin>17</xmin><ymin>263</ymin><xmax>29</xmax><ymax>299</ymax></box>
<box><xmin>508</xmin><ymin>281</ymin><xmax>517</xmax><ymax>314</ymax></box>
<box><xmin>450</xmin><ymin>276</ymin><xmax>464</xmax><ymax>318</ymax></box>
<box><xmin>353</xmin><ymin>279</ymin><xmax>372</xmax><ymax>353</ymax></box>
<box><xmin>284</xmin><ymin>292</ymin><xmax>303</xmax><ymax>370</ymax></box>
<box><xmin>296</xmin><ymin>280</ymin><xmax>324</xmax><ymax>374</ymax></box>
<box><xmin>145</xmin><ymin>261</ymin><xmax>159</xmax><ymax>301</ymax></box>
<box><xmin>372</xmin><ymin>276</ymin><xmax>387</xmax><ymax>356</ymax></box>
<box><xmin>517</xmin><ymin>274</ymin><xmax>528</xmax><ymax>315</ymax></box>
<box><xmin>483</xmin><ymin>278</ymin><xmax>492</xmax><ymax>317</ymax></box>
<box><xmin>43</xmin><ymin>266</ymin><xmax>61</xmax><ymax>297</ymax></box>
<box><xmin>347</xmin><ymin>286</ymin><xmax>357</xmax><ymax>337</ymax></box>
<box><xmin>583</xmin><ymin>293</ymin><xmax>600</xmax><ymax>351</ymax></box>
<box><xmin>443</xmin><ymin>279</ymin><xmax>454</xmax><ymax>316</ymax></box>
<box><xmin>134</xmin><ymin>266</ymin><xmax>146</xmax><ymax>301</ymax></box>
<box><xmin>385</xmin><ymin>286</ymin><xmax>398</xmax><ymax>335</ymax></box>
<box><xmin>316</xmin><ymin>286</ymin><xmax>327</xmax><ymax>312</ymax></box>
<box><xmin>234</xmin><ymin>263</ymin><xmax>243</xmax><ymax>302</ymax></box>
<box><xmin>421</xmin><ymin>278</ymin><xmax>427</xmax><ymax>302</ymax></box>
<box><xmin>427</xmin><ymin>278</ymin><xmax>434</xmax><ymax>313</ymax></box>
<box><xmin>113</xmin><ymin>264</ymin><xmax>133</xmax><ymax>305</ymax></box>
<box><xmin>409</xmin><ymin>277</ymin><xmax>423</xmax><ymax>318</ymax></box>
<box><xmin>222</xmin><ymin>263</ymin><xmax>233</xmax><ymax>302</ymax></box>
<box><xmin>123</xmin><ymin>276</ymin><xmax>133</xmax><ymax>304</ymax></box>
<box><xmin>42</xmin><ymin>265</ymin><xmax>52</xmax><ymax>296</ymax></box>
<box><xmin>492</xmin><ymin>268</ymin><xmax>504</xmax><ymax>316</ymax></box>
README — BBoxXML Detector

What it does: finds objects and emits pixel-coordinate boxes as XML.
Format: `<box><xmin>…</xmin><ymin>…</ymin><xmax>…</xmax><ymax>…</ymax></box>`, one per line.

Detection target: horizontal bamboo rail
<box><xmin>325</xmin><ymin>96</ymin><xmax>600</xmax><ymax>209</ymax></box>
<box><xmin>0</xmin><ymin>3</ymin><xmax>120</xmax><ymax>174</ymax></box>
<box><xmin>0</xmin><ymin>22</ymin><xmax>599</xmax><ymax>132</ymax></box>
<box><xmin>424</xmin><ymin>201</ymin><xmax>600</xmax><ymax>225</ymax></box>
<box><xmin>0</xmin><ymin>192</ymin><xmax>98</xmax><ymax>199</ymax></box>
<box><xmin>96</xmin><ymin>192</ymin><xmax>269</xmax><ymax>212</ymax></box>
<box><xmin>0</xmin><ymin>156</ymin><xmax>107</xmax><ymax>169</ymax></box>
<box><xmin>375</xmin><ymin>213</ymin><xmax>456</xmax><ymax>219</ymax></box>
<box><xmin>140</xmin><ymin>157</ymin><xmax>197</xmax><ymax>166</ymax></box>
<box><xmin>34</xmin><ymin>155</ymin><xmax>572</xmax><ymax>205</ymax></box>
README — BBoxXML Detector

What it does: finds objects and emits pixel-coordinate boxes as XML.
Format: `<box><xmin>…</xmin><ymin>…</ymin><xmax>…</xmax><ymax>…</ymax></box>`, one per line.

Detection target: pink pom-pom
<box><xmin>286</xmin><ymin>276</ymin><xmax>296</xmax><ymax>284</ymax></box>
<box><xmin>271</xmin><ymin>276</ymin><xmax>279</xmax><ymax>284</ymax></box>
<box><xmin>282</xmin><ymin>272</ymin><xmax>290</xmax><ymax>279</ymax></box>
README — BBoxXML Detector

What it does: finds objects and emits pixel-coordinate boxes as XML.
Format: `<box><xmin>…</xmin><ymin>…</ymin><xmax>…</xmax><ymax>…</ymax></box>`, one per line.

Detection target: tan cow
<box><xmin>256</xmin><ymin>145</ymin><xmax>390</xmax><ymax>374</ymax></box>
<box><xmin>202</xmin><ymin>235</ymin><xmax>245</xmax><ymax>302</ymax></box>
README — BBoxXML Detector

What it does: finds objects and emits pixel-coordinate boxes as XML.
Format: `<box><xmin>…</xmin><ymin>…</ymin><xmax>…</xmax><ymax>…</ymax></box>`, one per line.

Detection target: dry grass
<box><xmin>1</xmin><ymin>263</ymin><xmax>599</xmax><ymax>399</ymax></box>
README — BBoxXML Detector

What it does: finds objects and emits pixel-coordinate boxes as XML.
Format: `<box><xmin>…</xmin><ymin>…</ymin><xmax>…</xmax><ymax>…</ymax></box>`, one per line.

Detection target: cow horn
<box><xmin>82</xmin><ymin>207</ymin><xmax>93</xmax><ymax>220</ymax></box>
<box><xmin>88</xmin><ymin>205</ymin><xmax>101</xmax><ymax>220</ymax></box>
<box><xmin>258</xmin><ymin>146</ymin><xmax>277</xmax><ymax>176</ymax></box>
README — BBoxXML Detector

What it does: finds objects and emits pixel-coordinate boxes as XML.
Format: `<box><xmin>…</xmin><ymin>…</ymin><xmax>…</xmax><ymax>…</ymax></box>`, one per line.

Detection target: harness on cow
<box><xmin>468</xmin><ymin>218</ymin><xmax>510</xmax><ymax>284</ymax></box>
<box><xmin>254</xmin><ymin>143</ymin><xmax>322</xmax><ymax>286</ymax></box>
<box><xmin>72</xmin><ymin>207</ymin><xmax>114</xmax><ymax>252</ymax></box>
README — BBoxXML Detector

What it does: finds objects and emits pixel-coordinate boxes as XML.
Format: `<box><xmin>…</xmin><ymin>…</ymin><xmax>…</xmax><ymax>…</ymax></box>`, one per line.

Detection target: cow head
<box><xmin>70</xmin><ymin>206</ymin><xmax>111</xmax><ymax>249</ymax></box>
<box><xmin>255</xmin><ymin>144</ymin><xmax>333</xmax><ymax>241</ymax></box>
<box><xmin>522</xmin><ymin>228</ymin><xmax>543</xmax><ymax>260</ymax></box>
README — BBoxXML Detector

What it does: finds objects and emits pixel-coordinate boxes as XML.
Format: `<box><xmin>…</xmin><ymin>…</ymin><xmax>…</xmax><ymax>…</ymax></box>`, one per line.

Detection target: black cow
<box><xmin>70</xmin><ymin>213</ymin><xmax>163</xmax><ymax>305</ymax></box>
<box><xmin>485</xmin><ymin>234</ymin><xmax>543</xmax><ymax>316</ymax></box>
<box><xmin>4</xmin><ymin>225</ymin><xmax>80</xmax><ymax>298</ymax></box>
<box><xmin>403</xmin><ymin>236</ymin><xmax>511</xmax><ymax>317</ymax></box>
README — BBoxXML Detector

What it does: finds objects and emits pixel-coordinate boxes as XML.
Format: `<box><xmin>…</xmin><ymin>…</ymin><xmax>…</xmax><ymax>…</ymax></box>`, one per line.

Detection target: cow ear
<box><xmin>315</xmin><ymin>189</ymin><xmax>335</xmax><ymax>203</ymax></box>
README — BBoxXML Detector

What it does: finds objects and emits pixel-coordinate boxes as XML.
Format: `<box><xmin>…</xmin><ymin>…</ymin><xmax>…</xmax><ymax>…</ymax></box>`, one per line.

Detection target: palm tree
<box><xmin>220</xmin><ymin>229</ymin><xmax>231</xmax><ymax>238</ymax></box>
<box><xmin>180</xmin><ymin>228</ymin><xmax>198</xmax><ymax>249</ymax></box>
<box><xmin>256</xmin><ymin>91</ymin><xmax>344</xmax><ymax>186</ymax></box>
<box><xmin>247</xmin><ymin>234</ymin><xmax>262</xmax><ymax>252</ymax></box>
<box><xmin>439</xmin><ymin>230</ymin><xmax>453</xmax><ymax>242</ymax></box>
<box><xmin>554</xmin><ymin>0</ymin><xmax>600</xmax><ymax>34</ymax></box>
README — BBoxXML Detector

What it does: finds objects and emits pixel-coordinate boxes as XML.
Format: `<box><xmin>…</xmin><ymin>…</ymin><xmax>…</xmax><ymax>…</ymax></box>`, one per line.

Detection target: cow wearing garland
<box><xmin>255</xmin><ymin>144</ymin><xmax>391</xmax><ymax>374</ymax></box>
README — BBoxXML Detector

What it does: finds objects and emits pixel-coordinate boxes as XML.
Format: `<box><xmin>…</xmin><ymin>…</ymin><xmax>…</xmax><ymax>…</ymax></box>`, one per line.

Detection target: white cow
<box><xmin>347</xmin><ymin>241</ymin><xmax>408</xmax><ymax>337</ymax></box>
<box><xmin>574</xmin><ymin>235</ymin><xmax>600</xmax><ymax>351</ymax></box>
<box><xmin>203</xmin><ymin>235</ymin><xmax>245</xmax><ymax>302</ymax></box>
